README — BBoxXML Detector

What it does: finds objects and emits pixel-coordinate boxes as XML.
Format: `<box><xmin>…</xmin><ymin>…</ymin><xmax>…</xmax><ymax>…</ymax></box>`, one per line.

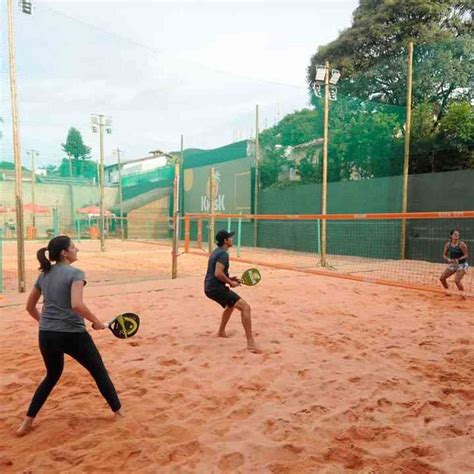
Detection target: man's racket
<box><xmin>106</xmin><ymin>313</ymin><xmax>140</xmax><ymax>339</ymax></box>
<box><xmin>240</xmin><ymin>268</ymin><xmax>262</xmax><ymax>287</ymax></box>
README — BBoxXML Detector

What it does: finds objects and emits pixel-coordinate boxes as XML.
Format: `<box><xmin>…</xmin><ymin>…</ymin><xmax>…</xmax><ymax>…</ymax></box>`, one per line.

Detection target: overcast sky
<box><xmin>0</xmin><ymin>0</ymin><xmax>358</xmax><ymax>167</ymax></box>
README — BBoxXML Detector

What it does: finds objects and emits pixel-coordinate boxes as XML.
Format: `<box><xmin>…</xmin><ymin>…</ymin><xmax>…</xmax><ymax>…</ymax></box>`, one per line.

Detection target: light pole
<box><xmin>115</xmin><ymin>148</ymin><xmax>124</xmax><ymax>240</ymax></box>
<box><xmin>312</xmin><ymin>63</ymin><xmax>340</xmax><ymax>267</ymax></box>
<box><xmin>401</xmin><ymin>41</ymin><xmax>414</xmax><ymax>259</ymax></box>
<box><xmin>91</xmin><ymin>114</ymin><xmax>112</xmax><ymax>252</ymax></box>
<box><xmin>7</xmin><ymin>0</ymin><xmax>33</xmax><ymax>292</ymax></box>
<box><xmin>253</xmin><ymin>104</ymin><xmax>260</xmax><ymax>247</ymax></box>
<box><xmin>26</xmin><ymin>150</ymin><xmax>39</xmax><ymax>228</ymax></box>
<box><xmin>149</xmin><ymin>146</ymin><xmax>183</xmax><ymax>278</ymax></box>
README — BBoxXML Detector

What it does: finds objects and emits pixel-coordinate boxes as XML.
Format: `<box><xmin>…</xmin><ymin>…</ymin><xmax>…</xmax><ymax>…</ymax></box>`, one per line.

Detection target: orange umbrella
<box><xmin>78</xmin><ymin>206</ymin><xmax>113</xmax><ymax>216</ymax></box>
<box><xmin>23</xmin><ymin>203</ymin><xmax>50</xmax><ymax>213</ymax></box>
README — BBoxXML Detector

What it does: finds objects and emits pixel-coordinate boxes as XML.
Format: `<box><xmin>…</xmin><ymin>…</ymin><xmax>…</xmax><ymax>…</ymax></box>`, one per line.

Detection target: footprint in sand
<box><xmin>218</xmin><ymin>452</ymin><xmax>245</xmax><ymax>470</ymax></box>
<box><xmin>158</xmin><ymin>357</ymin><xmax>181</xmax><ymax>366</ymax></box>
<box><xmin>229</xmin><ymin>406</ymin><xmax>255</xmax><ymax>420</ymax></box>
<box><xmin>168</xmin><ymin>440</ymin><xmax>201</xmax><ymax>462</ymax></box>
<box><xmin>126</xmin><ymin>387</ymin><xmax>147</xmax><ymax>397</ymax></box>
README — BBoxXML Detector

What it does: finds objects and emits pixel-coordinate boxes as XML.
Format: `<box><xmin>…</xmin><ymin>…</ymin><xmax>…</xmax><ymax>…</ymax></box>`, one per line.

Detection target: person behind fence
<box><xmin>17</xmin><ymin>235</ymin><xmax>122</xmax><ymax>436</ymax></box>
<box><xmin>204</xmin><ymin>229</ymin><xmax>261</xmax><ymax>353</ymax></box>
<box><xmin>6</xmin><ymin>218</ymin><xmax>15</xmax><ymax>238</ymax></box>
<box><xmin>439</xmin><ymin>230</ymin><xmax>469</xmax><ymax>292</ymax></box>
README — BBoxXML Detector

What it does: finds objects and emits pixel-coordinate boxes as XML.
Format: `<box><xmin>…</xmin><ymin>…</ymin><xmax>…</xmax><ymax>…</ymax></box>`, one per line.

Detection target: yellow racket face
<box><xmin>110</xmin><ymin>313</ymin><xmax>140</xmax><ymax>339</ymax></box>
<box><xmin>241</xmin><ymin>268</ymin><xmax>262</xmax><ymax>286</ymax></box>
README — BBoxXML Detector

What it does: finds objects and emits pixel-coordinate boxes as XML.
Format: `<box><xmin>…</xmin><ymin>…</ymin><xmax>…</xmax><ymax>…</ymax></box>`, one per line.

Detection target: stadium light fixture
<box><xmin>329</xmin><ymin>69</ymin><xmax>341</xmax><ymax>85</ymax></box>
<box><xmin>20</xmin><ymin>0</ymin><xmax>32</xmax><ymax>15</ymax></box>
<box><xmin>315</xmin><ymin>65</ymin><xmax>327</xmax><ymax>82</ymax></box>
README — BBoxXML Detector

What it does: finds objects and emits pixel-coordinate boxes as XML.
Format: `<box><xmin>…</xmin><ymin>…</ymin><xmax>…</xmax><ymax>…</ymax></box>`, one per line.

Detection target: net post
<box><xmin>208</xmin><ymin>167</ymin><xmax>215</xmax><ymax>254</ymax></box>
<box><xmin>0</xmin><ymin>229</ymin><xmax>3</xmax><ymax>293</ymax></box>
<box><xmin>227</xmin><ymin>217</ymin><xmax>232</xmax><ymax>232</ymax></box>
<box><xmin>53</xmin><ymin>207</ymin><xmax>59</xmax><ymax>236</ymax></box>
<box><xmin>320</xmin><ymin>61</ymin><xmax>330</xmax><ymax>267</ymax></box>
<box><xmin>237</xmin><ymin>212</ymin><xmax>242</xmax><ymax>257</ymax></box>
<box><xmin>76</xmin><ymin>220</ymin><xmax>81</xmax><ymax>243</ymax></box>
<box><xmin>401</xmin><ymin>41</ymin><xmax>414</xmax><ymax>260</ymax></box>
<box><xmin>171</xmin><ymin>211</ymin><xmax>179</xmax><ymax>279</ymax></box>
<box><xmin>197</xmin><ymin>217</ymin><xmax>203</xmax><ymax>249</ymax></box>
<box><xmin>253</xmin><ymin>104</ymin><xmax>260</xmax><ymax>248</ymax></box>
<box><xmin>317</xmin><ymin>218</ymin><xmax>321</xmax><ymax>258</ymax></box>
<box><xmin>184</xmin><ymin>214</ymin><xmax>190</xmax><ymax>253</ymax></box>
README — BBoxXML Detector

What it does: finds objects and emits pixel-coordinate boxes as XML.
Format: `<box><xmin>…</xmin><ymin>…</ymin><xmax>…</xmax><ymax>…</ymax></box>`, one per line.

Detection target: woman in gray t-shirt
<box><xmin>17</xmin><ymin>235</ymin><xmax>122</xmax><ymax>436</ymax></box>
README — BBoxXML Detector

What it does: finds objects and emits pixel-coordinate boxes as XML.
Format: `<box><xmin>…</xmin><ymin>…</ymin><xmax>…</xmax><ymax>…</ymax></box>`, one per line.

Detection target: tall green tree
<box><xmin>307</xmin><ymin>0</ymin><xmax>473</xmax><ymax>174</ymax></box>
<box><xmin>61</xmin><ymin>127</ymin><xmax>92</xmax><ymax>177</ymax></box>
<box><xmin>308</xmin><ymin>0</ymin><xmax>472</xmax><ymax>106</ymax></box>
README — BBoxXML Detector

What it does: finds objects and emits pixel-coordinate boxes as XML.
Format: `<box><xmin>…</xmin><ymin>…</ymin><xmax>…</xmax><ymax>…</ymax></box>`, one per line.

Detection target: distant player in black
<box><xmin>440</xmin><ymin>230</ymin><xmax>469</xmax><ymax>292</ymax></box>
<box><xmin>204</xmin><ymin>230</ymin><xmax>260</xmax><ymax>353</ymax></box>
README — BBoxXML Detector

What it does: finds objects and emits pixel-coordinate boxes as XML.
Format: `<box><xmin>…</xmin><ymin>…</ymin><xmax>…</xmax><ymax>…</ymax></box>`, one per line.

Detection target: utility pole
<box><xmin>321</xmin><ymin>61</ymin><xmax>330</xmax><ymax>267</ymax></box>
<box><xmin>208</xmin><ymin>167</ymin><xmax>215</xmax><ymax>254</ymax></box>
<box><xmin>171</xmin><ymin>136</ymin><xmax>183</xmax><ymax>279</ymax></box>
<box><xmin>401</xmin><ymin>41</ymin><xmax>414</xmax><ymax>259</ymax></box>
<box><xmin>91</xmin><ymin>114</ymin><xmax>112</xmax><ymax>252</ymax></box>
<box><xmin>8</xmin><ymin>0</ymin><xmax>26</xmax><ymax>292</ymax></box>
<box><xmin>67</xmin><ymin>152</ymin><xmax>75</xmax><ymax>236</ymax></box>
<box><xmin>116</xmin><ymin>148</ymin><xmax>124</xmax><ymax>240</ymax></box>
<box><xmin>253</xmin><ymin>104</ymin><xmax>260</xmax><ymax>247</ymax></box>
<box><xmin>312</xmin><ymin>62</ymin><xmax>340</xmax><ymax>267</ymax></box>
<box><xmin>27</xmin><ymin>150</ymin><xmax>39</xmax><ymax>229</ymax></box>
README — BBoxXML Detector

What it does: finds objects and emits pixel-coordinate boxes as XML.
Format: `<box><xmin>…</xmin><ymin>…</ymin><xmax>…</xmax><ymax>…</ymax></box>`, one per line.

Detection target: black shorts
<box><xmin>205</xmin><ymin>287</ymin><xmax>241</xmax><ymax>308</ymax></box>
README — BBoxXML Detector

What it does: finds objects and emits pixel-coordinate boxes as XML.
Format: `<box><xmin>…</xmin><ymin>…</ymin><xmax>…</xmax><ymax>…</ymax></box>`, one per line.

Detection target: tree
<box><xmin>308</xmin><ymin>1</ymin><xmax>472</xmax><ymax>103</ymax></box>
<box><xmin>58</xmin><ymin>157</ymin><xmax>98</xmax><ymax>181</ymax></box>
<box><xmin>61</xmin><ymin>127</ymin><xmax>92</xmax><ymax>177</ymax></box>
<box><xmin>307</xmin><ymin>0</ymin><xmax>473</xmax><ymax>174</ymax></box>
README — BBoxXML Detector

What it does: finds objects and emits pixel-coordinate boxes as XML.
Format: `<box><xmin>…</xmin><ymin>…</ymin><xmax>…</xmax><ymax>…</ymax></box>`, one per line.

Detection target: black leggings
<box><xmin>27</xmin><ymin>331</ymin><xmax>121</xmax><ymax>417</ymax></box>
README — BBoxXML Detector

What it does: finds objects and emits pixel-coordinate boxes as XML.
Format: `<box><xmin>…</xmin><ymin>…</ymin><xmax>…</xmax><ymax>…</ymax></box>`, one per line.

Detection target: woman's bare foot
<box><xmin>16</xmin><ymin>417</ymin><xmax>34</xmax><ymax>436</ymax></box>
<box><xmin>217</xmin><ymin>332</ymin><xmax>229</xmax><ymax>338</ymax></box>
<box><xmin>247</xmin><ymin>340</ymin><xmax>263</xmax><ymax>354</ymax></box>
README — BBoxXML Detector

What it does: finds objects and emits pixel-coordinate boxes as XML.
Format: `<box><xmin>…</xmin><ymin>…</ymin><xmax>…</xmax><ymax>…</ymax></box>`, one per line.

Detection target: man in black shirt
<box><xmin>204</xmin><ymin>229</ymin><xmax>260</xmax><ymax>353</ymax></box>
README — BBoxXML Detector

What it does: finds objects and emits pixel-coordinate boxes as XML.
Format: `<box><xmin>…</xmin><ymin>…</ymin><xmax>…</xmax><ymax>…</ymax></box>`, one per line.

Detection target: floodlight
<box><xmin>312</xmin><ymin>83</ymin><xmax>322</xmax><ymax>98</ymax></box>
<box><xmin>329</xmin><ymin>69</ymin><xmax>341</xmax><ymax>85</ymax></box>
<box><xmin>21</xmin><ymin>1</ymin><xmax>32</xmax><ymax>15</ymax></box>
<box><xmin>315</xmin><ymin>65</ymin><xmax>326</xmax><ymax>82</ymax></box>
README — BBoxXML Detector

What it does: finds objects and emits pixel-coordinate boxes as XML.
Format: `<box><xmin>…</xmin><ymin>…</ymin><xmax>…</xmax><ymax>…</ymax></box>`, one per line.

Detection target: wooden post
<box><xmin>208</xmin><ymin>167</ymin><xmax>215</xmax><ymax>254</ymax></box>
<box><xmin>99</xmin><ymin>115</ymin><xmax>106</xmax><ymax>252</ymax></box>
<box><xmin>184</xmin><ymin>214</ymin><xmax>190</xmax><ymax>253</ymax></box>
<box><xmin>171</xmin><ymin>139</ymin><xmax>182</xmax><ymax>279</ymax></box>
<box><xmin>320</xmin><ymin>61</ymin><xmax>329</xmax><ymax>267</ymax></box>
<box><xmin>401</xmin><ymin>41</ymin><xmax>414</xmax><ymax>259</ymax></box>
<box><xmin>253</xmin><ymin>104</ymin><xmax>260</xmax><ymax>247</ymax></box>
<box><xmin>117</xmin><ymin>148</ymin><xmax>125</xmax><ymax>240</ymax></box>
<box><xmin>30</xmin><ymin>151</ymin><xmax>36</xmax><ymax>229</ymax></box>
<box><xmin>7</xmin><ymin>0</ymin><xmax>26</xmax><ymax>292</ymax></box>
<box><xmin>197</xmin><ymin>217</ymin><xmax>203</xmax><ymax>249</ymax></box>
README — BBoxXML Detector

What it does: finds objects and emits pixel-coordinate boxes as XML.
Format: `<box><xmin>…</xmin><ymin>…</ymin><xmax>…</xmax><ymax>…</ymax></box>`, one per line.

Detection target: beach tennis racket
<box><xmin>240</xmin><ymin>268</ymin><xmax>262</xmax><ymax>286</ymax></box>
<box><xmin>106</xmin><ymin>313</ymin><xmax>140</xmax><ymax>339</ymax></box>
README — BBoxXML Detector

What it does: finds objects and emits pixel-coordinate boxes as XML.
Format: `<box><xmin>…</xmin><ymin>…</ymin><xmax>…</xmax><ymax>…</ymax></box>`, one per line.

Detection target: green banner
<box><xmin>184</xmin><ymin>157</ymin><xmax>251</xmax><ymax>214</ymax></box>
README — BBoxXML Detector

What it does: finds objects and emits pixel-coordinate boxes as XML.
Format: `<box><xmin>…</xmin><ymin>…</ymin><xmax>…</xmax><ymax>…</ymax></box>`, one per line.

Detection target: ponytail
<box><xmin>37</xmin><ymin>235</ymin><xmax>71</xmax><ymax>272</ymax></box>
<box><xmin>37</xmin><ymin>247</ymin><xmax>51</xmax><ymax>272</ymax></box>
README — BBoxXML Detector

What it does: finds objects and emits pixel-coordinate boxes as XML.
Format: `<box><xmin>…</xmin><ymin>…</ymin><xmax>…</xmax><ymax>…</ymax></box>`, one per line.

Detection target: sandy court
<box><xmin>0</xmin><ymin>250</ymin><xmax>473</xmax><ymax>473</ymax></box>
